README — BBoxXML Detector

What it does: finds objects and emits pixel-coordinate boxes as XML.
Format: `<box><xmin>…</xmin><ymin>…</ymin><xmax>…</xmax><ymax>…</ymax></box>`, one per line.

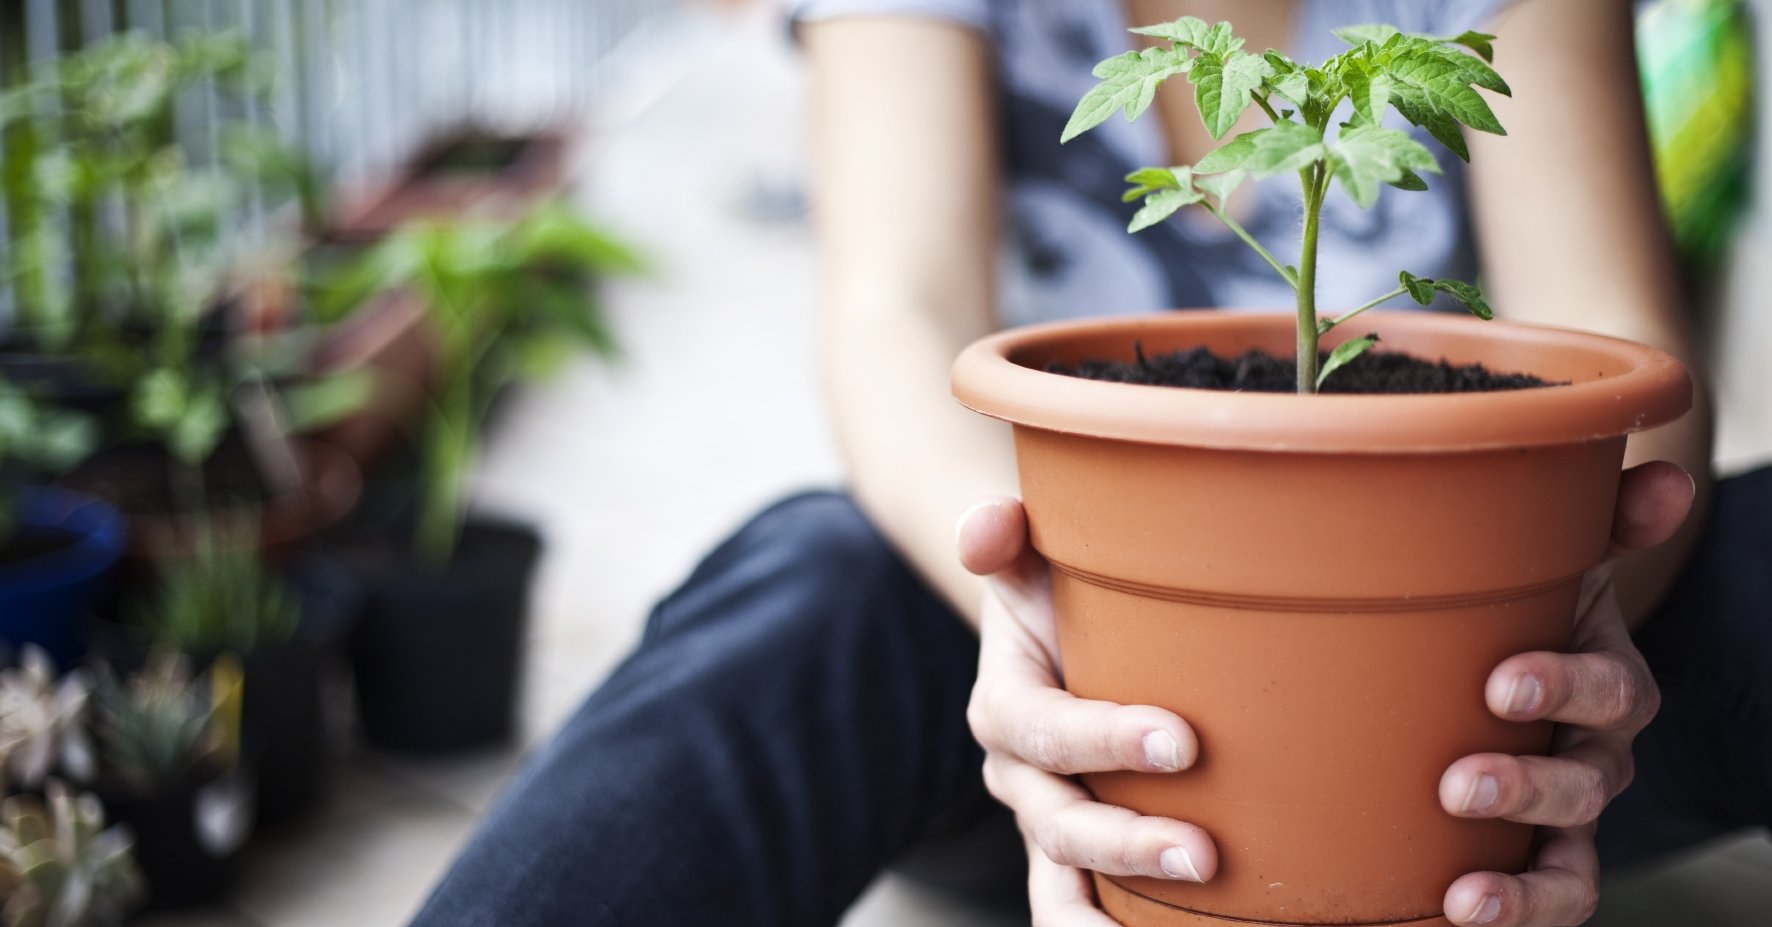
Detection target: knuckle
<box><xmin>1570</xmin><ymin>766</ymin><xmax>1610</xmax><ymax>824</ymax></box>
<box><xmin>1030</xmin><ymin>816</ymin><xmax>1073</xmax><ymax>866</ymax></box>
<box><xmin>1024</xmin><ymin>718</ymin><xmax>1073</xmax><ymax>771</ymax></box>
<box><xmin>1615</xmin><ymin>754</ymin><xmax>1637</xmax><ymax>796</ymax></box>
<box><xmin>1569</xmin><ymin>883</ymin><xmax>1600</xmax><ymax>924</ymax></box>
<box><xmin>980</xmin><ymin>758</ymin><xmax>1007</xmax><ymax>802</ymax></box>
<box><xmin>966</xmin><ymin>690</ymin><xmax>995</xmax><ymax>745</ymax></box>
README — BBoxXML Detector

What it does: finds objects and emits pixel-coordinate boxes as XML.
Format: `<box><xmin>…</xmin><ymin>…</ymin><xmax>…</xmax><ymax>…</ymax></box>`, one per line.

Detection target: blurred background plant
<box><xmin>90</xmin><ymin>651</ymin><xmax>231</xmax><ymax>796</ymax></box>
<box><xmin>324</xmin><ymin>203</ymin><xmax>641</xmax><ymax>563</ymax></box>
<box><xmin>135</xmin><ymin>518</ymin><xmax>298</xmax><ymax>656</ymax></box>
<box><xmin>0</xmin><ymin>644</ymin><xmax>93</xmax><ymax>790</ymax></box>
<box><xmin>0</xmin><ymin>781</ymin><xmax>145</xmax><ymax>927</ymax></box>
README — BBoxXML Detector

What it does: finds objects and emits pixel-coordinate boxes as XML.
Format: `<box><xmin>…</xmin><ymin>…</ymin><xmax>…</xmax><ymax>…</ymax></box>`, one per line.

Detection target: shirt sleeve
<box><xmin>1429</xmin><ymin>0</ymin><xmax>1525</xmax><ymax>35</ymax></box>
<box><xmin>785</xmin><ymin>0</ymin><xmax>992</xmax><ymax>39</ymax></box>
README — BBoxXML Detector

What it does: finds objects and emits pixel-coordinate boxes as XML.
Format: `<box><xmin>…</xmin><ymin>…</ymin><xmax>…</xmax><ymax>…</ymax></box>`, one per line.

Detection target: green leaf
<box><xmin>280</xmin><ymin>371</ymin><xmax>374</xmax><ymax>433</ymax></box>
<box><xmin>1122</xmin><ymin>166</ymin><xmax>1186</xmax><ymax>201</ymax></box>
<box><xmin>1398</xmin><ymin>271</ymin><xmax>1494</xmax><ymax>319</ymax></box>
<box><xmin>1317</xmin><ymin>334</ymin><xmax>1380</xmax><ymax>389</ymax></box>
<box><xmin>1062</xmin><ymin>47</ymin><xmax>1192</xmax><ymax>143</ymax></box>
<box><xmin>1195</xmin><ymin>169</ymin><xmax>1248</xmax><ymax>203</ymax></box>
<box><xmin>1383</xmin><ymin>43</ymin><xmax>1506</xmax><ymax>136</ymax></box>
<box><xmin>1195</xmin><ymin>122</ymin><xmax>1324</xmax><ymax>176</ymax></box>
<box><xmin>1388</xmin><ymin>168</ymin><xmax>1430</xmax><ymax>191</ymax></box>
<box><xmin>1328</xmin><ymin>125</ymin><xmax>1440</xmax><ymax>207</ymax></box>
<box><xmin>1332</xmin><ymin>24</ymin><xmax>1401</xmax><ymax>47</ymax></box>
<box><xmin>1343</xmin><ymin>61</ymin><xmax>1393</xmax><ymax>127</ymax></box>
<box><xmin>1129</xmin><ymin>187</ymin><xmax>1204</xmax><ymax>233</ymax></box>
<box><xmin>169</xmin><ymin>387</ymin><xmax>228</xmax><ymax>466</ymax></box>
<box><xmin>1443</xmin><ymin>30</ymin><xmax>1496</xmax><ymax>63</ymax></box>
<box><xmin>1131</xmin><ymin>17</ymin><xmax>1242</xmax><ymax>56</ymax></box>
<box><xmin>34</xmin><ymin>413</ymin><xmax>97</xmax><ymax>471</ymax></box>
<box><xmin>1270</xmin><ymin>69</ymin><xmax>1310</xmax><ymax>108</ymax></box>
<box><xmin>1190</xmin><ymin>50</ymin><xmax>1270</xmax><ymax>139</ymax></box>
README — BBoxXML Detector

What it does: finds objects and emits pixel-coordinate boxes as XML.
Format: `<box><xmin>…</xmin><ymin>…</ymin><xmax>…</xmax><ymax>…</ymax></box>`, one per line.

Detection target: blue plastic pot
<box><xmin>0</xmin><ymin>488</ymin><xmax>125</xmax><ymax>670</ymax></box>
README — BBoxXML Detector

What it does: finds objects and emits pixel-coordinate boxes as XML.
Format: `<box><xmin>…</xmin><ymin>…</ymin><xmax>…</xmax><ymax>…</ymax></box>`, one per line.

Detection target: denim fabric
<box><xmin>409</xmin><ymin>492</ymin><xmax>1020</xmax><ymax>927</ymax></box>
<box><xmin>1599</xmin><ymin>465</ymin><xmax>1772</xmax><ymax>869</ymax></box>
<box><xmin>415</xmin><ymin>470</ymin><xmax>1771</xmax><ymax>925</ymax></box>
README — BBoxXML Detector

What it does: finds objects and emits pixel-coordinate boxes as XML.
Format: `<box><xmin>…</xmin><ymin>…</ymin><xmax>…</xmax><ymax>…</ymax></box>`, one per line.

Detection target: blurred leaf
<box><xmin>279</xmin><ymin>371</ymin><xmax>374</xmax><ymax>433</ymax></box>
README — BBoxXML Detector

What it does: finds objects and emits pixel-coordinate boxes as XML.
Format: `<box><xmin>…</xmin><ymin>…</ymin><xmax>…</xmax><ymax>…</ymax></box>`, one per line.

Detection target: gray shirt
<box><xmin>790</xmin><ymin>0</ymin><xmax>1517</xmax><ymax>325</ymax></box>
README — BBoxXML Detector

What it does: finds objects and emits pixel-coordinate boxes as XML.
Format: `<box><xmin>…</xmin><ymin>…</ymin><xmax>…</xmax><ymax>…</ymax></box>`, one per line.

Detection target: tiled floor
<box><xmin>143</xmin><ymin>6</ymin><xmax>1769</xmax><ymax>925</ymax></box>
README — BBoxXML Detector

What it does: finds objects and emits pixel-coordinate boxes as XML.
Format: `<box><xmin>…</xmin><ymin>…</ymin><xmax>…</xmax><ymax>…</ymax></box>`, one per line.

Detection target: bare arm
<box><xmin>805</xmin><ymin>17</ymin><xmax>1015</xmax><ymax>627</ymax></box>
<box><xmin>1470</xmin><ymin>0</ymin><xmax>1713</xmax><ymax>626</ymax></box>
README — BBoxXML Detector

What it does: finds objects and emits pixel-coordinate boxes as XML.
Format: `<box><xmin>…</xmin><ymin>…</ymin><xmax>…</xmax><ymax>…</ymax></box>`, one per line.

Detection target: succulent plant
<box><xmin>0</xmin><ymin>646</ymin><xmax>95</xmax><ymax>789</ymax></box>
<box><xmin>91</xmin><ymin>653</ymin><xmax>225</xmax><ymax>794</ymax></box>
<box><xmin>0</xmin><ymin>779</ymin><xmax>144</xmax><ymax>927</ymax></box>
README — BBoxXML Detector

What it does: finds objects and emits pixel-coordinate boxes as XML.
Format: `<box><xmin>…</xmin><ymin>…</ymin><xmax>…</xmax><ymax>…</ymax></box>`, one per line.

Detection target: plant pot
<box><xmin>308</xmin><ymin>287</ymin><xmax>439</xmax><ymax>473</ymax></box>
<box><xmin>346</xmin><ymin>517</ymin><xmax>541</xmax><ymax>755</ymax></box>
<box><xmin>85</xmin><ymin>555</ymin><xmax>362</xmax><ymax>827</ymax></box>
<box><xmin>0</xmin><ymin>489</ymin><xmax>126</xmax><ymax>669</ymax></box>
<box><xmin>326</xmin><ymin>128</ymin><xmax>573</xmax><ymax>242</ymax></box>
<box><xmin>95</xmin><ymin>764</ymin><xmax>251</xmax><ymax>911</ymax></box>
<box><xmin>949</xmin><ymin>311</ymin><xmax>1691</xmax><ymax>927</ymax></box>
<box><xmin>246</xmin><ymin>553</ymin><xmax>360</xmax><ymax>826</ymax></box>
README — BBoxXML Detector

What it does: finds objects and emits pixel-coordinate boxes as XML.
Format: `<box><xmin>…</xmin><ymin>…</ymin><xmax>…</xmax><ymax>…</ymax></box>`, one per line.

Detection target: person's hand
<box><xmin>957</xmin><ymin>498</ymin><xmax>1218</xmax><ymax>926</ymax></box>
<box><xmin>1437</xmin><ymin>461</ymin><xmax>1694</xmax><ymax>926</ymax></box>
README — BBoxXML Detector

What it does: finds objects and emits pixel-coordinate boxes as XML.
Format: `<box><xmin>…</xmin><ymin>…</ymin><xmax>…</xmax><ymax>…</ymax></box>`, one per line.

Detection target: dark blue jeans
<box><xmin>412</xmin><ymin>473</ymin><xmax>1772</xmax><ymax>926</ymax></box>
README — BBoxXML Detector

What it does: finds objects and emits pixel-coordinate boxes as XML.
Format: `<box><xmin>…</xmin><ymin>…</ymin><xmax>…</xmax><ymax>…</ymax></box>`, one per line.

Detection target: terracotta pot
<box><xmin>950</xmin><ymin>311</ymin><xmax>1690</xmax><ymax>927</ymax></box>
<box><xmin>310</xmin><ymin>288</ymin><xmax>439</xmax><ymax>472</ymax></box>
<box><xmin>68</xmin><ymin>440</ymin><xmax>363</xmax><ymax>566</ymax></box>
<box><xmin>326</xmin><ymin>128</ymin><xmax>573</xmax><ymax>242</ymax></box>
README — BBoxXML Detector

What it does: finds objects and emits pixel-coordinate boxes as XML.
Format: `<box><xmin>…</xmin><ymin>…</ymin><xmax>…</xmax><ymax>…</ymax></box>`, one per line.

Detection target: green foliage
<box><xmin>0</xmin><ymin>381</ymin><xmax>99</xmax><ymax>539</ymax></box>
<box><xmin>1317</xmin><ymin>334</ymin><xmax>1380</xmax><ymax>389</ymax></box>
<box><xmin>0</xmin><ymin>781</ymin><xmax>144</xmax><ymax>927</ymax></box>
<box><xmin>2</xmin><ymin>31</ymin><xmax>329</xmax><ymax>477</ymax></box>
<box><xmin>325</xmin><ymin>204</ymin><xmax>644</xmax><ymax>562</ymax></box>
<box><xmin>1066</xmin><ymin>17</ymin><xmax>1510</xmax><ymax>392</ymax></box>
<box><xmin>139</xmin><ymin>522</ymin><xmax>299</xmax><ymax>656</ymax></box>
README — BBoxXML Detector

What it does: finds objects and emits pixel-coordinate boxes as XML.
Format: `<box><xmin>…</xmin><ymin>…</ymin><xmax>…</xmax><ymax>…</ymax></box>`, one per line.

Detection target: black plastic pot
<box><xmin>247</xmin><ymin>554</ymin><xmax>361</xmax><ymax>826</ymax></box>
<box><xmin>348</xmin><ymin>517</ymin><xmax>540</xmax><ymax>754</ymax></box>
<box><xmin>96</xmin><ymin>764</ymin><xmax>250</xmax><ymax>911</ymax></box>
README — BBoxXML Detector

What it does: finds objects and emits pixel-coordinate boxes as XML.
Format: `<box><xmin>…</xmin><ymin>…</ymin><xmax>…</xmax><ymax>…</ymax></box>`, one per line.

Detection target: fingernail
<box><xmin>1505</xmin><ymin>674</ymin><xmax>1543</xmax><ymax>716</ymax></box>
<box><xmin>1143</xmin><ymin>730</ymin><xmax>1181</xmax><ymax>771</ymax></box>
<box><xmin>1460</xmin><ymin>774</ymin><xmax>1499</xmax><ymax>814</ymax></box>
<box><xmin>1160</xmin><ymin>846</ymin><xmax>1204</xmax><ymax>882</ymax></box>
<box><xmin>1464</xmin><ymin>893</ymin><xmax>1502</xmax><ymax>924</ymax></box>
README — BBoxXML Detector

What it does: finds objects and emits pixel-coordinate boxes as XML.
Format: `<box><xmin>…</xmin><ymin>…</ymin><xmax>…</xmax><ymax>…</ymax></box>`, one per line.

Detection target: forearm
<box><xmin>828</xmin><ymin>296</ymin><xmax>1017</xmax><ymax>629</ymax></box>
<box><xmin>806</xmin><ymin>17</ymin><xmax>1005</xmax><ymax>626</ymax></box>
<box><xmin>1473</xmin><ymin>0</ymin><xmax>1714</xmax><ymax>625</ymax></box>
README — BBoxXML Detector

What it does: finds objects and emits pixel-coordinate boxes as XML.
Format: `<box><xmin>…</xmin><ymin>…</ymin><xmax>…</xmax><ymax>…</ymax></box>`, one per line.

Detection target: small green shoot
<box><xmin>1064</xmin><ymin>20</ymin><xmax>1508</xmax><ymax>392</ymax></box>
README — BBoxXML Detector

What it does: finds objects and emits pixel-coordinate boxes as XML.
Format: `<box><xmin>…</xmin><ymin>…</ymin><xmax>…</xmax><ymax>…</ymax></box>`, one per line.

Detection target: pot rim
<box><xmin>950</xmin><ymin>311</ymin><xmax>1692</xmax><ymax>453</ymax></box>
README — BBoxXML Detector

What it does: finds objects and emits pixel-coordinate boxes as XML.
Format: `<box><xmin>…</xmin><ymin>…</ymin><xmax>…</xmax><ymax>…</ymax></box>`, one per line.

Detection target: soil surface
<box><xmin>0</xmin><ymin>528</ymin><xmax>79</xmax><ymax>567</ymax></box>
<box><xmin>1048</xmin><ymin>342</ymin><xmax>1556</xmax><ymax>394</ymax></box>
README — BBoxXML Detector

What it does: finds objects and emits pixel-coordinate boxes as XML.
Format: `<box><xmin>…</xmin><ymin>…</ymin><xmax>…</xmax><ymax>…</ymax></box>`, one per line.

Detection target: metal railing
<box><xmin>0</xmin><ymin>0</ymin><xmax>673</xmax><ymax>323</ymax></box>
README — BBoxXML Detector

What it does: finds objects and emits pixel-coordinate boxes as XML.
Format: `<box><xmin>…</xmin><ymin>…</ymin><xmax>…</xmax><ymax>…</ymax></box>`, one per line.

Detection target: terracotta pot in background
<box><xmin>325</xmin><ymin>128</ymin><xmax>573</xmax><ymax>243</ymax></box>
<box><xmin>310</xmin><ymin>288</ymin><xmax>438</xmax><ymax>472</ymax></box>
<box><xmin>950</xmin><ymin>311</ymin><xmax>1690</xmax><ymax>927</ymax></box>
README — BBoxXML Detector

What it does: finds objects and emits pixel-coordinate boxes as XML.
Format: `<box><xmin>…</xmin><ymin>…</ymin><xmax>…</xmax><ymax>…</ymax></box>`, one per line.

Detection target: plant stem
<box><xmin>1295</xmin><ymin>165</ymin><xmax>1325</xmax><ymax>394</ymax></box>
<box><xmin>1251</xmin><ymin>91</ymin><xmax>1283</xmax><ymax>123</ymax></box>
<box><xmin>1208</xmin><ymin>204</ymin><xmax>1297</xmax><ymax>290</ymax></box>
<box><xmin>1317</xmin><ymin>286</ymin><xmax>1406</xmax><ymax>335</ymax></box>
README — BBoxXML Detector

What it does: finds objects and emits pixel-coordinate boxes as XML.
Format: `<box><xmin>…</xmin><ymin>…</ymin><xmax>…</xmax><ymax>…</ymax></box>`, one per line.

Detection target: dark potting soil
<box><xmin>1049</xmin><ymin>343</ymin><xmax>1556</xmax><ymax>394</ymax></box>
<box><xmin>0</xmin><ymin>528</ymin><xmax>80</xmax><ymax>567</ymax></box>
<box><xmin>417</xmin><ymin>137</ymin><xmax>529</xmax><ymax>176</ymax></box>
